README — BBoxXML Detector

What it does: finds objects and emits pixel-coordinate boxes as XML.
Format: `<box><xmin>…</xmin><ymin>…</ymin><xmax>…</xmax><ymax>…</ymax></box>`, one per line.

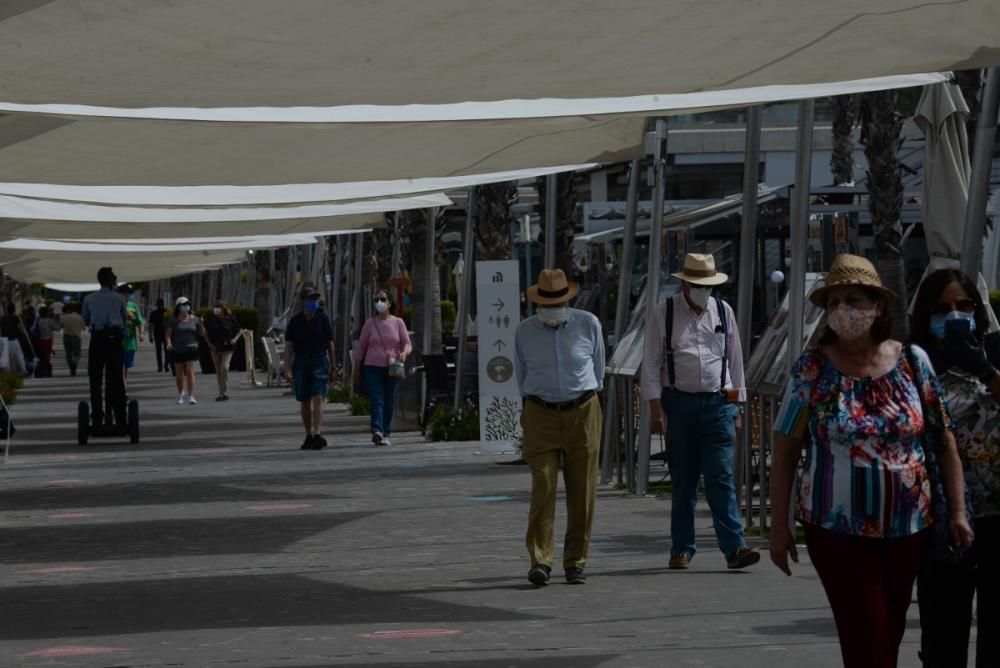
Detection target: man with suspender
<box><xmin>642</xmin><ymin>253</ymin><xmax>760</xmax><ymax>570</ymax></box>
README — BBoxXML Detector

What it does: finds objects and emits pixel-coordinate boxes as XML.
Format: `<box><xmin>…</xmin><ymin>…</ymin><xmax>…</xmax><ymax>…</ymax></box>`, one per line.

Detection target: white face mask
<box><xmin>826</xmin><ymin>305</ymin><xmax>879</xmax><ymax>341</ymax></box>
<box><xmin>688</xmin><ymin>286</ymin><xmax>712</xmax><ymax>309</ymax></box>
<box><xmin>213</xmin><ymin>307</ymin><xmax>222</xmax><ymax>316</ymax></box>
<box><xmin>374</xmin><ymin>300</ymin><xmax>389</xmax><ymax>314</ymax></box>
<box><xmin>538</xmin><ymin>306</ymin><xmax>568</xmax><ymax>326</ymax></box>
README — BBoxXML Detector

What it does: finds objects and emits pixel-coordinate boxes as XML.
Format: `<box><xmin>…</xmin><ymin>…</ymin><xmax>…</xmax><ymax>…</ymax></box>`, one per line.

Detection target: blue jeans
<box><xmin>661</xmin><ymin>389</ymin><xmax>746</xmax><ymax>559</ymax></box>
<box><xmin>363</xmin><ymin>365</ymin><xmax>401</xmax><ymax>436</ymax></box>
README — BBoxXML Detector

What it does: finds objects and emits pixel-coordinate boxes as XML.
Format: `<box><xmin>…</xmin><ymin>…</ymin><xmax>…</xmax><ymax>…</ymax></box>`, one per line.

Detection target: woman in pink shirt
<box><xmin>354</xmin><ymin>289</ymin><xmax>412</xmax><ymax>446</ymax></box>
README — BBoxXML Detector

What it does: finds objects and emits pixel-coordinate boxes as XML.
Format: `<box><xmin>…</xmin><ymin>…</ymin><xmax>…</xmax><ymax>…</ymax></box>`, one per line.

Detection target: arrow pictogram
<box><xmin>492</xmin><ymin>297</ymin><xmax>505</xmax><ymax>311</ymax></box>
<box><xmin>493</xmin><ymin>339</ymin><xmax>506</xmax><ymax>352</ymax></box>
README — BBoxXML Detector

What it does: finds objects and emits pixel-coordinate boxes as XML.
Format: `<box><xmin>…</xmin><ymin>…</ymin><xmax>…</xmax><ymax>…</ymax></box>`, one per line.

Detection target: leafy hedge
<box><xmin>0</xmin><ymin>370</ymin><xmax>21</xmax><ymax>405</ymax></box>
<box><xmin>425</xmin><ymin>401</ymin><xmax>479</xmax><ymax>442</ymax></box>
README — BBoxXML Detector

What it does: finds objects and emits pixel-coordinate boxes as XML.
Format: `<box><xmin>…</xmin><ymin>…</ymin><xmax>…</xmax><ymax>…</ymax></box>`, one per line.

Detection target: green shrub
<box><xmin>426</xmin><ymin>402</ymin><xmax>479</xmax><ymax>441</ymax></box>
<box><xmin>0</xmin><ymin>382</ymin><xmax>16</xmax><ymax>406</ymax></box>
<box><xmin>440</xmin><ymin>300</ymin><xmax>456</xmax><ymax>335</ymax></box>
<box><xmin>328</xmin><ymin>381</ymin><xmax>352</xmax><ymax>404</ymax></box>
<box><xmin>348</xmin><ymin>394</ymin><xmax>370</xmax><ymax>416</ymax></box>
<box><xmin>0</xmin><ymin>370</ymin><xmax>24</xmax><ymax>390</ymax></box>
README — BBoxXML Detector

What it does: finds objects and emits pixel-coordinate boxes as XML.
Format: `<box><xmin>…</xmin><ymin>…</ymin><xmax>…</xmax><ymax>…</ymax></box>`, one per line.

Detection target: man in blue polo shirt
<box><xmin>81</xmin><ymin>267</ymin><xmax>128</xmax><ymax>427</ymax></box>
<box><xmin>515</xmin><ymin>268</ymin><xmax>605</xmax><ymax>587</ymax></box>
<box><xmin>283</xmin><ymin>286</ymin><xmax>336</xmax><ymax>450</ymax></box>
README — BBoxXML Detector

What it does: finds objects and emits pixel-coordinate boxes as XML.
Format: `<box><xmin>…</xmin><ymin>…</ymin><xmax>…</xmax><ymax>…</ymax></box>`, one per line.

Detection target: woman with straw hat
<box><xmin>770</xmin><ymin>253</ymin><xmax>973</xmax><ymax>667</ymax></box>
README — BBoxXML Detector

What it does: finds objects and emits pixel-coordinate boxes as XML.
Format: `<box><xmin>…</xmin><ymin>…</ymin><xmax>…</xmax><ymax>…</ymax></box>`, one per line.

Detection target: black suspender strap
<box><xmin>664</xmin><ymin>296</ymin><xmax>675</xmax><ymax>388</ymax></box>
<box><xmin>716</xmin><ymin>296</ymin><xmax>729</xmax><ymax>392</ymax></box>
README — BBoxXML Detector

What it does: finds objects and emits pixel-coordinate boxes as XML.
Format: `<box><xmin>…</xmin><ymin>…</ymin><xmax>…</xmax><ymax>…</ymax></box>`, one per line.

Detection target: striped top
<box><xmin>774</xmin><ymin>344</ymin><xmax>948</xmax><ymax>538</ymax></box>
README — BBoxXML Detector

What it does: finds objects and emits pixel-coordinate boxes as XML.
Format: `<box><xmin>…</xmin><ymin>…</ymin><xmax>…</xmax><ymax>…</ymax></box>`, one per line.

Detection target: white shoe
<box><xmin>177</xmin><ymin>393</ymin><xmax>186</xmax><ymax>405</ymax></box>
<box><xmin>188</xmin><ymin>396</ymin><xmax>197</xmax><ymax>405</ymax></box>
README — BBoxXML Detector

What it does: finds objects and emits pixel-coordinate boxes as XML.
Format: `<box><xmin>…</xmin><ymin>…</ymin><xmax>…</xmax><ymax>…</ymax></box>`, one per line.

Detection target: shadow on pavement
<box><xmin>1</xmin><ymin>573</ymin><xmax>544</xmax><ymax>640</ymax></box>
<box><xmin>276</xmin><ymin>658</ymin><xmax>619</xmax><ymax>668</ymax></box>
<box><xmin>0</xmin><ymin>512</ymin><xmax>372</xmax><ymax>562</ymax></box>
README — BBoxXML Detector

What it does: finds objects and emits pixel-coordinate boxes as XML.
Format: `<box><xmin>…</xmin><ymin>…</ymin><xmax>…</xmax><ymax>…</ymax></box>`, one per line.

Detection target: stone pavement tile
<box><xmin>0</xmin><ymin>341</ymin><xmax>947</xmax><ymax>666</ymax></box>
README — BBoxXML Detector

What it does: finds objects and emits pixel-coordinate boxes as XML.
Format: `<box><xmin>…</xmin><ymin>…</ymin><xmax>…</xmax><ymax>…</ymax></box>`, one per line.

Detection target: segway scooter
<box><xmin>78</xmin><ymin>392</ymin><xmax>139</xmax><ymax>445</ymax></box>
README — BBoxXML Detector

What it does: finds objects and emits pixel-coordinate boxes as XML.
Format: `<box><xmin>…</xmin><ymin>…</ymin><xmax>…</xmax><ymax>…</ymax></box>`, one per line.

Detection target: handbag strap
<box><xmin>370</xmin><ymin>317</ymin><xmax>396</xmax><ymax>362</ymax></box>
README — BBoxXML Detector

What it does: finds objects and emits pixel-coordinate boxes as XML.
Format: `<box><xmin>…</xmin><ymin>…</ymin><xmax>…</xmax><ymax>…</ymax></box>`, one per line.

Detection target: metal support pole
<box><xmin>423</xmin><ymin>208</ymin><xmax>437</xmax><ymax>354</ymax></box>
<box><xmin>961</xmin><ymin>67</ymin><xmax>1000</xmax><ymax>278</ymax></box>
<box><xmin>544</xmin><ymin>174</ymin><xmax>557</xmax><ymax>268</ymax></box>
<box><xmin>391</xmin><ymin>211</ymin><xmax>402</xmax><ymax>278</ymax></box>
<box><xmin>343</xmin><ymin>237</ymin><xmax>354</xmax><ymax>379</ymax></box>
<box><xmin>601</xmin><ymin>158</ymin><xmax>641</xmax><ymax>484</ymax></box>
<box><xmin>330</xmin><ymin>237</ymin><xmax>343</xmax><ymax>328</ymax></box>
<box><xmin>454</xmin><ymin>190</ymin><xmax>476</xmax><ymax>409</ymax></box>
<box><xmin>625</xmin><ymin>378</ymin><xmax>635</xmax><ymax>491</ymax></box>
<box><xmin>788</xmin><ymin>99</ymin><xmax>815</xmax><ymax>371</ymax></box>
<box><xmin>636</xmin><ymin>120</ymin><xmax>668</xmax><ymax>497</ymax></box>
<box><xmin>735</xmin><ymin>106</ymin><xmax>762</xmax><ymax>520</ymax></box>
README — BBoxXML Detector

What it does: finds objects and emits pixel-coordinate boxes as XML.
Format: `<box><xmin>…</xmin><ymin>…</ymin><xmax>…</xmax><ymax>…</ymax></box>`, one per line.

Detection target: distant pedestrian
<box><xmin>21</xmin><ymin>300</ymin><xmax>36</xmax><ymax>333</ymax></box>
<box><xmin>149</xmin><ymin>298</ymin><xmax>171</xmax><ymax>374</ymax></box>
<box><xmin>205</xmin><ymin>300</ymin><xmax>244</xmax><ymax>401</ymax></box>
<box><xmin>50</xmin><ymin>299</ymin><xmax>64</xmax><ymax>327</ymax></box>
<box><xmin>1</xmin><ymin>304</ymin><xmax>28</xmax><ymax>375</ymax></box>
<box><xmin>60</xmin><ymin>304</ymin><xmax>85</xmax><ymax>376</ymax></box>
<box><xmin>31</xmin><ymin>306</ymin><xmax>56</xmax><ymax>377</ymax></box>
<box><xmin>120</xmin><ymin>284</ymin><xmax>145</xmax><ymax>381</ymax></box>
<box><xmin>165</xmin><ymin>296</ymin><xmax>206</xmax><ymax>405</ymax></box>
<box><xmin>515</xmin><ymin>269</ymin><xmax>605</xmax><ymax>587</ymax></box>
<box><xmin>353</xmin><ymin>289</ymin><xmax>412</xmax><ymax>446</ymax></box>
<box><xmin>283</xmin><ymin>286</ymin><xmax>336</xmax><ymax>450</ymax></box>
<box><xmin>81</xmin><ymin>267</ymin><xmax>128</xmax><ymax>428</ymax></box>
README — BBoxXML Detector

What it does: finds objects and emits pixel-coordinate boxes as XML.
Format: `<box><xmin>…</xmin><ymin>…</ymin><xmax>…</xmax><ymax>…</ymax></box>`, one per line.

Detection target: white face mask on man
<box><xmin>688</xmin><ymin>285</ymin><xmax>713</xmax><ymax>309</ymax></box>
<box><xmin>538</xmin><ymin>305</ymin><xmax>568</xmax><ymax>326</ymax></box>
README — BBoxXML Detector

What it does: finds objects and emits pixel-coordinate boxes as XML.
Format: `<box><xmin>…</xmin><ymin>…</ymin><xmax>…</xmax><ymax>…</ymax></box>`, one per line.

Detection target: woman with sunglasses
<box><xmin>911</xmin><ymin>268</ymin><xmax>999</xmax><ymax>667</ymax></box>
<box><xmin>354</xmin><ymin>289</ymin><xmax>412</xmax><ymax>446</ymax></box>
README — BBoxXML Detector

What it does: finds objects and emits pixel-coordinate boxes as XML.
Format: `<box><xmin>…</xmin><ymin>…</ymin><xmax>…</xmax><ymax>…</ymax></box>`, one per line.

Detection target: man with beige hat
<box><xmin>642</xmin><ymin>253</ymin><xmax>759</xmax><ymax>570</ymax></box>
<box><xmin>515</xmin><ymin>268</ymin><xmax>605</xmax><ymax>586</ymax></box>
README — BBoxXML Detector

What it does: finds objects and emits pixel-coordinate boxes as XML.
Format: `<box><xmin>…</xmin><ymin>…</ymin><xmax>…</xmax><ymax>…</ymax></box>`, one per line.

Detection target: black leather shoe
<box><xmin>565</xmin><ymin>567</ymin><xmax>586</xmax><ymax>584</ymax></box>
<box><xmin>300</xmin><ymin>435</ymin><xmax>316</xmax><ymax>450</ymax></box>
<box><xmin>313</xmin><ymin>435</ymin><xmax>328</xmax><ymax>449</ymax></box>
<box><xmin>528</xmin><ymin>564</ymin><xmax>551</xmax><ymax>587</ymax></box>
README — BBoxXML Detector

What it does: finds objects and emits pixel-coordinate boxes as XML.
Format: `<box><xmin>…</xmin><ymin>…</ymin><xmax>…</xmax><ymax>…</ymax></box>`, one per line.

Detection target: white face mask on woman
<box><xmin>213</xmin><ymin>307</ymin><xmax>222</xmax><ymax>316</ymax></box>
<box><xmin>374</xmin><ymin>299</ymin><xmax>389</xmax><ymax>314</ymax></box>
<box><xmin>826</xmin><ymin>304</ymin><xmax>879</xmax><ymax>340</ymax></box>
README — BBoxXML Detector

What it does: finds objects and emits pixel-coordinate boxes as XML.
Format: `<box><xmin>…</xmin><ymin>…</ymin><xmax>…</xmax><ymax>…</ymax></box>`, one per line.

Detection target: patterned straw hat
<box><xmin>809</xmin><ymin>253</ymin><xmax>896</xmax><ymax>307</ymax></box>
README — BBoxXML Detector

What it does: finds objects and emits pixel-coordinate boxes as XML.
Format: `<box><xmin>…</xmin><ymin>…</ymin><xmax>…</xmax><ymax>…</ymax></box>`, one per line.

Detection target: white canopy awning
<box><xmin>0</xmin><ymin>250</ymin><xmax>250</xmax><ymax>284</ymax></box>
<box><xmin>0</xmin><ymin>1</ymin><xmax>993</xmax><ymax>108</ymax></box>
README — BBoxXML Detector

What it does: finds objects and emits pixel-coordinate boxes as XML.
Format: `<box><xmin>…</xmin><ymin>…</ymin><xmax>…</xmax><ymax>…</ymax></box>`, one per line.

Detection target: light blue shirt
<box><xmin>514</xmin><ymin>308</ymin><xmax>605</xmax><ymax>403</ymax></box>
<box><xmin>81</xmin><ymin>288</ymin><xmax>127</xmax><ymax>332</ymax></box>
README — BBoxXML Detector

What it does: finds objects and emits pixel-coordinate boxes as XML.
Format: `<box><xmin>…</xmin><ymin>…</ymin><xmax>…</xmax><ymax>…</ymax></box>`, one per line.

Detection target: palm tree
<box><xmin>830</xmin><ymin>95</ymin><xmax>858</xmax><ymax>186</ymax></box>
<box><xmin>860</xmin><ymin>89</ymin><xmax>908</xmax><ymax>339</ymax></box>
<box><xmin>536</xmin><ymin>173</ymin><xmax>579</xmax><ymax>275</ymax></box>
<box><xmin>254</xmin><ymin>250</ymin><xmax>273</xmax><ymax>334</ymax></box>
<box><xmin>475</xmin><ymin>181</ymin><xmax>517</xmax><ymax>261</ymax></box>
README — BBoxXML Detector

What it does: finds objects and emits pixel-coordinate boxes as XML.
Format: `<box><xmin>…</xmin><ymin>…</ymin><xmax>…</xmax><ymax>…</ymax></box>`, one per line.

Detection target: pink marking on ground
<box><xmin>48</xmin><ymin>512</ymin><xmax>94</xmax><ymax>519</ymax></box>
<box><xmin>356</xmin><ymin>629</ymin><xmax>464</xmax><ymax>640</ymax></box>
<box><xmin>246</xmin><ymin>503</ymin><xmax>313</xmax><ymax>511</ymax></box>
<box><xmin>45</xmin><ymin>479</ymin><xmax>84</xmax><ymax>485</ymax></box>
<box><xmin>189</xmin><ymin>448</ymin><xmax>233</xmax><ymax>455</ymax></box>
<box><xmin>20</xmin><ymin>645</ymin><xmax>127</xmax><ymax>657</ymax></box>
<box><xmin>22</xmin><ymin>565</ymin><xmax>101</xmax><ymax>575</ymax></box>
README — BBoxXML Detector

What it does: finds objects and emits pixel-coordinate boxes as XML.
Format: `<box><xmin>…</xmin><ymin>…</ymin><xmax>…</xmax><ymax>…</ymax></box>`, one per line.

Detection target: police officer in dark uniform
<box><xmin>81</xmin><ymin>267</ymin><xmax>128</xmax><ymax>427</ymax></box>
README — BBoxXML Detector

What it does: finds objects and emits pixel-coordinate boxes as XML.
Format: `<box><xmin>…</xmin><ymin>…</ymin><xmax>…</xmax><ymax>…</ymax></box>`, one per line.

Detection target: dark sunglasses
<box><xmin>930</xmin><ymin>299</ymin><xmax>977</xmax><ymax>315</ymax></box>
<box><xmin>375</xmin><ymin>297</ymin><xmax>388</xmax><ymax>303</ymax></box>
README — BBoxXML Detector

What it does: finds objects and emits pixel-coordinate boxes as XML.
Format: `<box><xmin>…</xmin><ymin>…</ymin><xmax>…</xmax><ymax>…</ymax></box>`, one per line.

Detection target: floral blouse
<box><xmin>775</xmin><ymin>345</ymin><xmax>950</xmax><ymax>538</ymax></box>
<box><xmin>937</xmin><ymin>371</ymin><xmax>1000</xmax><ymax>518</ymax></box>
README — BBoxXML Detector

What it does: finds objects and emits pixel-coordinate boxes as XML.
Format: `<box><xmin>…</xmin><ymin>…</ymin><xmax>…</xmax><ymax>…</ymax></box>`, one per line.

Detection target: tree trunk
<box><xmin>861</xmin><ymin>90</ymin><xmax>908</xmax><ymax>339</ymax></box>
<box><xmin>254</xmin><ymin>250</ymin><xmax>273</xmax><ymax>334</ymax></box>
<box><xmin>830</xmin><ymin>95</ymin><xmax>857</xmax><ymax>186</ymax></box>
<box><xmin>408</xmin><ymin>209</ymin><xmax>443</xmax><ymax>355</ymax></box>
<box><xmin>475</xmin><ymin>182</ymin><xmax>516</xmax><ymax>261</ymax></box>
<box><xmin>536</xmin><ymin>173</ymin><xmax>579</xmax><ymax>276</ymax></box>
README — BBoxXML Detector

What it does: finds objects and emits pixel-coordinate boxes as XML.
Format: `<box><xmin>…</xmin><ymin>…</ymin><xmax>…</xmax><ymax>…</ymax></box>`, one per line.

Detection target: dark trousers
<box><xmin>153</xmin><ymin>333</ymin><xmax>171</xmax><ymax>372</ymax></box>
<box><xmin>63</xmin><ymin>334</ymin><xmax>81</xmax><ymax>375</ymax></box>
<box><xmin>805</xmin><ymin>523</ymin><xmax>926</xmax><ymax>668</ymax></box>
<box><xmin>88</xmin><ymin>328</ymin><xmax>125</xmax><ymax>425</ymax></box>
<box><xmin>918</xmin><ymin>515</ymin><xmax>1000</xmax><ymax>668</ymax></box>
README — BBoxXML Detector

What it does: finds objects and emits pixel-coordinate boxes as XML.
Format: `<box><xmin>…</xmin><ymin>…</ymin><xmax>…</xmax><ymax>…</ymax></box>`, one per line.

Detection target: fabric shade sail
<box><xmin>0</xmin><ymin>250</ymin><xmax>250</xmax><ymax>284</ymax></box>
<box><xmin>0</xmin><ymin>1</ymin><xmax>994</xmax><ymax>109</ymax></box>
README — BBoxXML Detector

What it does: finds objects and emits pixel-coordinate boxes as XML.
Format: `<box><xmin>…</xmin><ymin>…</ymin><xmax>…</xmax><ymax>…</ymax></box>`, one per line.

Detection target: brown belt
<box><xmin>527</xmin><ymin>390</ymin><xmax>595</xmax><ymax>411</ymax></box>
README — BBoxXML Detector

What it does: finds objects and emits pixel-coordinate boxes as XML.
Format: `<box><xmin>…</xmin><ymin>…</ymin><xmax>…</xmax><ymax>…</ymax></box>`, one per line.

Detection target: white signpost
<box><xmin>475</xmin><ymin>260</ymin><xmax>522</xmax><ymax>454</ymax></box>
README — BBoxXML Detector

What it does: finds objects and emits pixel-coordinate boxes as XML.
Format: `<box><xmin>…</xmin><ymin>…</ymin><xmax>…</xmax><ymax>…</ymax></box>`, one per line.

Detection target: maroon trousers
<box><xmin>804</xmin><ymin>524</ymin><xmax>926</xmax><ymax>668</ymax></box>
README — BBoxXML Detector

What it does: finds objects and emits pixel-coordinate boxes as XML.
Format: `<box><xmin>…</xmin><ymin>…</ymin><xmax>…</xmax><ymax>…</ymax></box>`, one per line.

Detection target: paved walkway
<box><xmin>0</xmin><ymin>338</ymin><xmax>948</xmax><ymax>666</ymax></box>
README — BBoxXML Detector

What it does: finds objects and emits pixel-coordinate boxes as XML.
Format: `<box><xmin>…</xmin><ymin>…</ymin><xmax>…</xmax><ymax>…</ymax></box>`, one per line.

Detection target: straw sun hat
<box><xmin>671</xmin><ymin>253</ymin><xmax>728</xmax><ymax>286</ymax></box>
<box><xmin>527</xmin><ymin>269</ymin><xmax>580</xmax><ymax>306</ymax></box>
<box><xmin>808</xmin><ymin>253</ymin><xmax>896</xmax><ymax>307</ymax></box>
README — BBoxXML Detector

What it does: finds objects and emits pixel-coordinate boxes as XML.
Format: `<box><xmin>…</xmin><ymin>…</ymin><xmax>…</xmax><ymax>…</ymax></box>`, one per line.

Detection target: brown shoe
<box><xmin>668</xmin><ymin>553</ymin><xmax>690</xmax><ymax>570</ymax></box>
<box><xmin>727</xmin><ymin>546</ymin><xmax>761</xmax><ymax>569</ymax></box>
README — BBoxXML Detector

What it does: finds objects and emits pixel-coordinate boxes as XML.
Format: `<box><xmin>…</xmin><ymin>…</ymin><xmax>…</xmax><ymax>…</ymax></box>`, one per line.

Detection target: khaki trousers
<box><xmin>522</xmin><ymin>394</ymin><xmax>602</xmax><ymax>570</ymax></box>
